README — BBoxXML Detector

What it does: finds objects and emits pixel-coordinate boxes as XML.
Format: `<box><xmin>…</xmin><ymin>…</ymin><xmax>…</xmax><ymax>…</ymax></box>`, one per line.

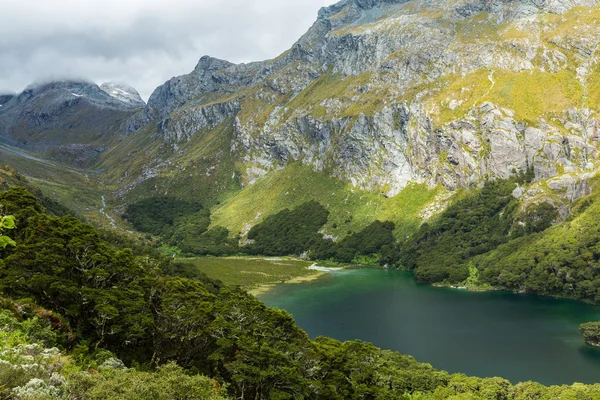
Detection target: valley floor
<box><xmin>177</xmin><ymin>256</ymin><xmax>329</xmax><ymax>295</ymax></box>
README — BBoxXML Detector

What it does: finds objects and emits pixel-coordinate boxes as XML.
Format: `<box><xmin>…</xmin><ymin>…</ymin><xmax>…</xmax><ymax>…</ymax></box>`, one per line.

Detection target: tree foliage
<box><xmin>247</xmin><ymin>201</ymin><xmax>329</xmax><ymax>256</ymax></box>
<box><xmin>123</xmin><ymin>196</ymin><xmax>238</xmax><ymax>256</ymax></box>
<box><xmin>123</xmin><ymin>197</ymin><xmax>204</xmax><ymax>237</ymax></box>
<box><xmin>579</xmin><ymin>322</ymin><xmax>600</xmax><ymax>347</ymax></box>
<box><xmin>3</xmin><ymin>187</ymin><xmax>600</xmax><ymax>399</ymax></box>
<box><xmin>0</xmin><ymin>215</ymin><xmax>16</xmax><ymax>250</ymax></box>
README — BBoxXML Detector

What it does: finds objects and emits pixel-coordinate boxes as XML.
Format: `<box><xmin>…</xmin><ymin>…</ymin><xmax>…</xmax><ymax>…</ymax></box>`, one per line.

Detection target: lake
<box><xmin>259</xmin><ymin>268</ymin><xmax>600</xmax><ymax>385</ymax></box>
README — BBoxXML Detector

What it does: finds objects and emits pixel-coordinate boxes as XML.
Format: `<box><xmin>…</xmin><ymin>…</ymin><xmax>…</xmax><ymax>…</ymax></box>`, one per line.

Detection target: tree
<box><xmin>579</xmin><ymin>322</ymin><xmax>600</xmax><ymax>346</ymax></box>
<box><xmin>0</xmin><ymin>215</ymin><xmax>15</xmax><ymax>250</ymax></box>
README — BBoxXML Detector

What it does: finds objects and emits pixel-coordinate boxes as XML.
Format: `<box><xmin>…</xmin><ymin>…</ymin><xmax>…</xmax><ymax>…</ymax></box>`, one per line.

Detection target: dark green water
<box><xmin>259</xmin><ymin>268</ymin><xmax>600</xmax><ymax>385</ymax></box>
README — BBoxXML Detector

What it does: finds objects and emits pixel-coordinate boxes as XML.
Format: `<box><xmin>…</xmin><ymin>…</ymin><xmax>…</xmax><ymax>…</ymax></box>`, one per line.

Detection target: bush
<box><xmin>67</xmin><ymin>362</ymin><xmax>227</xmax><ymax>400</ymax></box>
<box><xmin>123</xmin><ymin>197</ymin><xmax>204</xmax><ymax>237</ymax></box>
<box><xmin>247</xmin><ymin>201</ymin><xmax>329</xmax><ymax>256</ymax></box>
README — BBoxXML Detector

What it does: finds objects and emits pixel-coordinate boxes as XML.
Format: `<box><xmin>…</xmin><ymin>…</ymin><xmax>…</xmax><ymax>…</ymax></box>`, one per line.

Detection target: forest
<box><xmin>4</xmin><ymin>186</ymin><xmax>600</xmax><ymax>398</ymax></box>
<box><xmin>125</xmin><ymin>197</ymin><xmax>401</xmax><ymax>266</ymax></box>
<box><xmin>121</xmin><ymin>175</ymin><xmax>600</xmax><ymax>307</ymax></box>
<box><xmin>401</xmin><ymin>176</ymin><xmax>600</xmax><ymax>304</ymax></box>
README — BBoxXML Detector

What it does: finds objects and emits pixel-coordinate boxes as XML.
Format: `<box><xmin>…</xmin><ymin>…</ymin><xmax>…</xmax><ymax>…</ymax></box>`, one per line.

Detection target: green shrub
<box><xmin>247</xmin><ymin>201</ymin><xmax>329</xmax><ymax>256</ymax></box>
<box><xmin>67</xmin><ymin>363</ymin><xmax>227</xmax><ymax>400</ymax></box>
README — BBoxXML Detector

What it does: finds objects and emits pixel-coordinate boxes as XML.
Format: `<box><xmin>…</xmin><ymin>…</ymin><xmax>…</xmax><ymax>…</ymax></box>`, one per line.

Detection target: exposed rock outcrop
<box><xmin>115</xmin><ymin>0</ymin><xmax>600</xmax><ymax>202</ymax></box>
<box><xmin>0</xmin><ymin>80</ymin><xmax>143</xmax><ymax>167</ymax></box>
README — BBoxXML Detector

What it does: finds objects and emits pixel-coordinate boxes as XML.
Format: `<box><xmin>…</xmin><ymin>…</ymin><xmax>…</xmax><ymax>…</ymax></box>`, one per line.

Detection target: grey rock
<box><xmin>546</xmin><ymin>173</ymin><xmax>594</xmax><ymax>205</ymax></box>
<box><xmin>100</xmin><ymin>82</ymin><xmax>145</xmax><ymax>108</ymax></box>
<box><xmin>159</xmin><ymin>99</ymin><xmax>241</xmax><ymax>143</ymax></box>
<box><xmin>114</xmin><ymin>0</ymin><xmax>600</xmax><ymax>202</ymax></box>
<box><xmin>0</xmin><ymin>94</ymin><xmax>14</xmax><ymax>106</ymax></box>
<box><xmin>0</xmin><ymin>80</ymin><xmax>141</xmax><ymax>167</ymax></box>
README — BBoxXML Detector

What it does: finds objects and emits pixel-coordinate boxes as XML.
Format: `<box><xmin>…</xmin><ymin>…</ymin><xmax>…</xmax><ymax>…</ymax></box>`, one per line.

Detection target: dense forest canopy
<box><xmin>120</xmin><ymin>174</ymin><xmax>600</xmax><ymax>307</ymax></box>
<box><xmin>4</xmin><ymin>186</ymin><xmax>600</xmax><ymax>398</ymax></box>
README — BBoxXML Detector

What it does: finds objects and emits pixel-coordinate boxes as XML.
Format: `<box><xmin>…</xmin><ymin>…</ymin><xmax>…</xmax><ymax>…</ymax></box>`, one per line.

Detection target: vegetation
<box><xmin>244</xmin><ymin>201</ymin><xmax>400</xmax><ymax>266</ymax></box>
<box><xmin>401</xmin><ymin>179</ymin><xmax>525</xmax><ymax>283</ymax></box>
<box><xmin>397</xmin><ymin>175</ymin><xmax>600</xmax><ymax>305</ymax></box>
<box><xmin>0</xmin><ymin>308</ymin><xmax>227</xmax><ymax>400</ymax></box>
<box><xmin>332</xmin><ymin>220</ymin><xmax>400</xmax><ymax>265</ymax></box>
<box><xmin>99</xmin><ymin>119</ymin><xmax>241</xmax><ymax>214</ymax></box>
<box><xmin>0</xmin><ymin>215</ymin><xmax>16</xmax><ymax>250</ymax></box>
<box><xmin>3</xmin><ymin>186</ymin><xmax>600</xmax><ymax>398</ymax></box>
<box><xmin>123</xmin><ymin>193</ymin><xmax>403</xmax><ymax>266</ymax></box>
<box><xmin>177</xmin><ymin>257</ymin><xmax>317</xmax><ymax>289</ymax></box>
<box><xmin>123</xmin><ymin>196</ymin><xmax>205</xmax><ymax>237</ymax></box>
<box><xmin>427</xmin><ymin>68</ymin><xmax>583</xmax><ymax>126</ymax></box>
<box><xmin>0</xmin><ymin>186</ymin><xmax>452</xmax><ymax>399</ymax></box>
<box><xmin>247</xmin><ymin>201</ymin><xmax>329</xmax><ymax>256</ymax></box>
<box><xmin>123</xmin><ymin>196</ymin><xmax>238</xmax><ymax>256</ymax></box>
<box><xmin>579</xmin><ymin>322</ymin><xmax>600</xmax><ymax>347</ymax></box>
<box><xmin>211</xmin><ymin>163</ymin><xmax>437</xmax><ymax>241</ymax></box>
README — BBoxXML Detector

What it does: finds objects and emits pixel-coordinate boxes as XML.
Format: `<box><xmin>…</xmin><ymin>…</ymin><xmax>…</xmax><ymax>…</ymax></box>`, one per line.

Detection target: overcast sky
<box><xmin>0</xmin><ymin>0</ymin><xmax>337</xmax><ymax>100</ymax></box>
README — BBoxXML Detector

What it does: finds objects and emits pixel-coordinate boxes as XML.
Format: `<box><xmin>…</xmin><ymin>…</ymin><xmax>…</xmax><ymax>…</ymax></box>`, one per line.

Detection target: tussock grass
<box><xmin>211</xmin><ymin>163</ymin><xmax>437</xmax><ymax>240</ymax></box>
<box><xmin>178</xmin><ymin>256</ymin><xmax>316</xmax><ymax>289</ymax></box>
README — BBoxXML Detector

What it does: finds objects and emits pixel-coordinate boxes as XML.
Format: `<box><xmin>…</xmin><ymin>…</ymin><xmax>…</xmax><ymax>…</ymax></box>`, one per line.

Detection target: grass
<box><xmin>178</xmin><ymin>256</ymin><xmax>320</xmax><ymax>291</ymax></box>
<box><xmin>0</xmin><ymin>143</ymin><xmax>107</xmax><ymax>224</ymax></box>
<box><xmin>542</xmin><ymin>5</ymin><xmax>600</xmax><ymax>39</ymax></box>
<box><xmin>211</xmin><ymin>163</ymin><xmax>438</xmax><ymax>240</ymax></box>
<box><xmin>98</xmin><ymin>119</ymin><xmax>241</xmax><ymax>218</ymax></box>
<box><xmin>282</xmin><ymin>70</ymin><xmax>391</xmax><ymax>120</ymax></box>
<box><xmin>426</xmin><ymin>68</ymin><xmax>584</xmax><ymax>125</ymax></box>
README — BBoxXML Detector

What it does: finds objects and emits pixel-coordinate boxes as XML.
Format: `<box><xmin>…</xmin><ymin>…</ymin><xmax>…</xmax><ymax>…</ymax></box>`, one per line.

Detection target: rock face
<box><xmin>0</xmin><ymin>94</ymin><xmax>14</xmax><ymax>106</ymax></box>
<box><xmin>120</xmin><ymin>0</ymin><xmax>600</xmax><ymax>199</ymax></box>
<box><xmin>0</xmin><ymin>80</ymin><xmax>143</xmax><ymax>167</ymax></box>
<box><xmin>100</xmin><ymin>82</ymin><xmax>145</xmax><ymax>108</ymax></box>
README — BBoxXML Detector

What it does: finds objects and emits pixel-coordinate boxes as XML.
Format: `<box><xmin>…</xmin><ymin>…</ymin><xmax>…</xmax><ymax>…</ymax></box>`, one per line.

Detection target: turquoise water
<box><xmin>259</xmin><ymin>268</ymin><xmax>600</xmax><ymax>385</ymax></box>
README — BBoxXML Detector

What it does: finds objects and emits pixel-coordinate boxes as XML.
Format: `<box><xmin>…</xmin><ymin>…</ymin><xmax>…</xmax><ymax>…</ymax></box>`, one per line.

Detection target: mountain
<box><xmin>0</xmin><ymin>80</ymin><xmax>144</xmax><ymax>167</ymax></box>
<box><xmin>0</xmin><ymin>94</ymin><xmax>14</xmax><ymax>106</ymax></box>
<box><xmin>100</xmin><ymin>82</ymin><xmax>146</xmax><ymax>108</ymax></box>
<box><xmin>84</xmin><ymin>0</ymin><xmax>598</xmax><ymax>235</ymax></box>
<box><xmin>2</xmin><ymin>0</ymin><xmax>600</xmax><ymax>241</ymax></box>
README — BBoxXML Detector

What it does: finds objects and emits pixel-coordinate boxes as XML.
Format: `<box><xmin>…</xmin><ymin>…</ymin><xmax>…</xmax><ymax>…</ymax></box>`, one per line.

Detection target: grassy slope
<box><xmin>423</xmin><ymin>5</ymin><xmax>600</xmax><ymax>126</ymax></box>
<box><xmin>472</xmin><ymin>175</ymin><xmax>600</xmax><ymax>291</ymax></box>
<box><xmin>211</xmin><ymin>163</ymin><xmax>439</xmax><ymax>240</ymax></box>
<box><xmin>98</xmin><ymin>120</ymin><xmax>240</xmax><ymax>209</ymax></box>
<box><xmin>0</xmin><ymin>143</ymin><xmax>106</xmax><ymax>224</ymax></box>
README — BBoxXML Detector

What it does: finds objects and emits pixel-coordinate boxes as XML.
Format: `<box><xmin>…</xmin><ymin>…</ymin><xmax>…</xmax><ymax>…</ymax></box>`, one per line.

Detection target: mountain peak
<box><xmin>318</xmin><ymin>0</ymin><xmax>407</xmax><ymax>19</ymax></box>
<box><xmin>100</xmin><ymin>82</ymin><xmax>145</xmax><ymax>107</ymax></box>
<box><xmin>194</xmin><ymin>56</ymin><xmax>236</xmax><ymax>73</ymax></box>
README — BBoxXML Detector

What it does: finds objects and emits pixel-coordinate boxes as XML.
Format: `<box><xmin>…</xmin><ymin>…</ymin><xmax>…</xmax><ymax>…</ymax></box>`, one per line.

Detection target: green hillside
<box><xmin>211</xmin><ymin>163</ymin><xmax>440</xmax><ymax>241</ymax></box>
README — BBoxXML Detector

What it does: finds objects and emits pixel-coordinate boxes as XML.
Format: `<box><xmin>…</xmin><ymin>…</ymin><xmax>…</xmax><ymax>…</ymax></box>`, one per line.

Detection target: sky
<box><xmin>0</xmin><ymin>0</ymin><xmax>337</xmax><ymax>101</ymax></box>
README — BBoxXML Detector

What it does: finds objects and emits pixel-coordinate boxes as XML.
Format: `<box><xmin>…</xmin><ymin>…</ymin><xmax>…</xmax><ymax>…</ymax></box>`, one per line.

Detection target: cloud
<box><xmin>0</xmin><ymin>0</ymin><xmax>337</xmax><ymax>100</ymax></box>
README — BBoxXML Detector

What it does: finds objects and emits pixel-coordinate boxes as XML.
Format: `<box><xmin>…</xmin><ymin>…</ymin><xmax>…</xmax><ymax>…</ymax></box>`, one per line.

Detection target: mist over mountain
<box><xmin>0</xmin><ymin>80</ymin><xmax>144</xmax><ymax>167</ymax></box>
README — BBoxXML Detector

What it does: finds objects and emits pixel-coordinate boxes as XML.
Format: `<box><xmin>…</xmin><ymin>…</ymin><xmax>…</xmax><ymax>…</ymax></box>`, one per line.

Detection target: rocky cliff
<box><xmin>115</xmin><ymin>0</ymin><xmax>600</xmax><ymax>211</ymax></box>
<box><xmin>0</xmin><ymin>80</ymin><xmax>144</xmax><ymax>167</ymax></box>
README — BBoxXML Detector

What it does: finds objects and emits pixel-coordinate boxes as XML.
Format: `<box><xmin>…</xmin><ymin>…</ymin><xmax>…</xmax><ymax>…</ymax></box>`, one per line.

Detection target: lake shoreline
<box><xmin>249</xmin><ymin>271</ymin><xmax>327</xmax><ymax>297</ymax></box>
<box><xmin>259</xmin><ymin>267</ymin><xmax>600</xmax><ymax>385</ymax></box>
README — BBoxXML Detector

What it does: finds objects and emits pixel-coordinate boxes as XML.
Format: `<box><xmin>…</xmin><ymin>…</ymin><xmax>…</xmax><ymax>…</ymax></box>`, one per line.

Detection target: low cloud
<box><xmin>0</xmin><ymin>0</ymin><xmax>337</xmax><ymax>100</ymax></box>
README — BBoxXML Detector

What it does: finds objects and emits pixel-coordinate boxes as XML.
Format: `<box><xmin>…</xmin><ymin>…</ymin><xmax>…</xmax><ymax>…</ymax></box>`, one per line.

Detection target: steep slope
<box><xmin>0</xmin><ymin>80</ymin><xmax>144</xmax><ymax>167</ymax></box>
<box><xmin>100</xmin><ymin>82</ymin><xmax>145</xmax><ymax>108</ymax></box>
<box><xmin>94</xmin><ymin>0</ymin><xmax>600</xmax><ymax>238</ymax></box>
<box><xmin>0</xmin><ymin>94</ymin><xmax>14</xmax><ymax>106</ymax></box>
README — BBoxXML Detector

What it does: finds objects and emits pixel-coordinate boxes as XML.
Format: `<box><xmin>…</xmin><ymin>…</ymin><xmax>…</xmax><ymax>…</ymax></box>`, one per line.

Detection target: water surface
<box><xmin>259</xmin><ymin>268</ymin><xmax>600</xmax><ymax>385</ymax></box>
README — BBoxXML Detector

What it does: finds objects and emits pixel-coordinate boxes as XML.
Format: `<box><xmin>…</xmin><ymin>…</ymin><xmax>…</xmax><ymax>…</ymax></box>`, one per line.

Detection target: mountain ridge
<box><xmin>0</xmin><ymin>79</ymin><xmax>144</xmax><ymax>167</ymax></box>
<box><xmin>4</xmin><ymin>0</ymin><xmax>600</xmax><ymax>243</ymax></box>
<box><xmin>104</xmin><ymin>0</ymin><xmax>600</xmax><ymax>210</ymax></box>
